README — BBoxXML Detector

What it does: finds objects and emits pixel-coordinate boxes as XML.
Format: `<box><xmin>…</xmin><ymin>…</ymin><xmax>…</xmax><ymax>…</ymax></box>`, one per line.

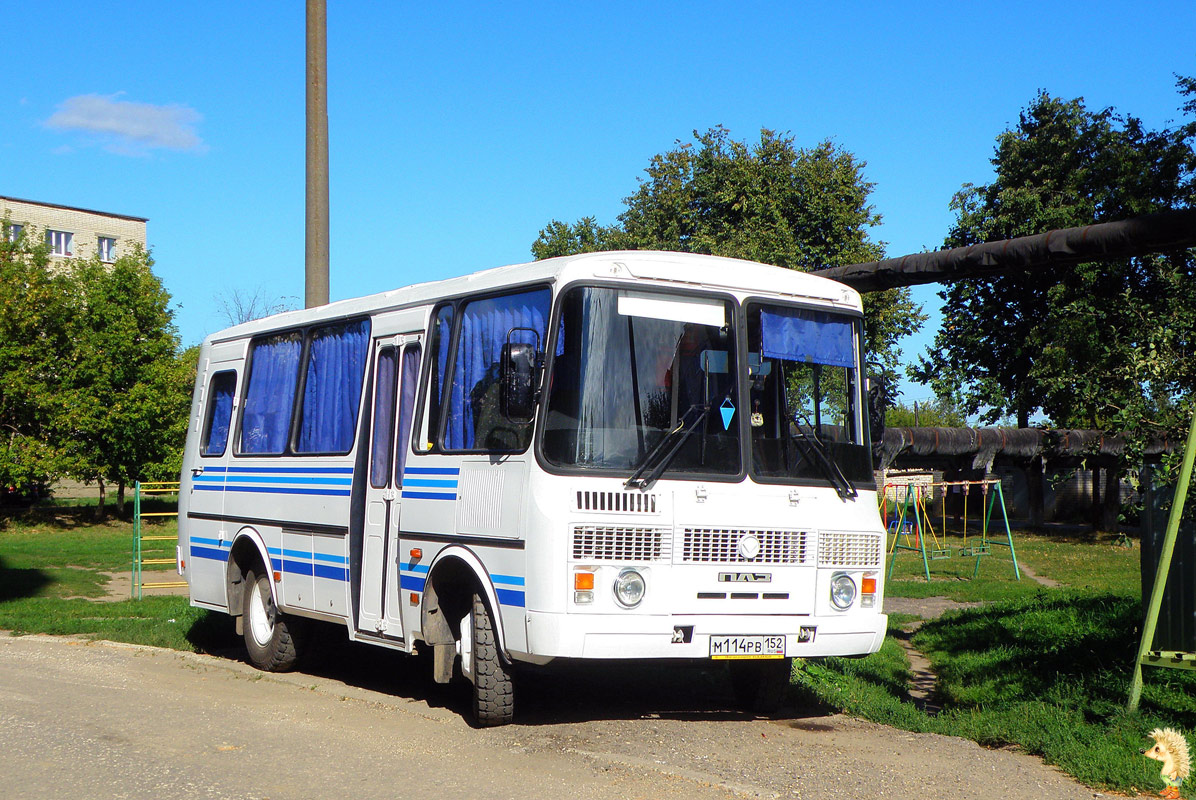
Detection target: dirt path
<box><xmin>0</xmin><ymin>634</ymin><xmax>1113</xmax><ymax>800</ymax></box>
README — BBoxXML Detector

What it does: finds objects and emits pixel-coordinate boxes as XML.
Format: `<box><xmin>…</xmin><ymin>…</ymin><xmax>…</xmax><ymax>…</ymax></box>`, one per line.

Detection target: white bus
<box><xmin>178</xmin><ymin>251</ymin><xmax>887</xmax><ymax>725</ymax></box>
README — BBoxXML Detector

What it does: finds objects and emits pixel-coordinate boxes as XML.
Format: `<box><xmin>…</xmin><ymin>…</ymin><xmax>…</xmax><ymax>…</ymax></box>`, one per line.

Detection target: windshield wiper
<box><xmin>625</xmin><ymin>403</ymin><xmax>712</xmax><ymax>490</ymax></box>
<box><xmin>790</xmin><ymin>411</ymin><xmax>858</xmax><ymax>501</ymax></box>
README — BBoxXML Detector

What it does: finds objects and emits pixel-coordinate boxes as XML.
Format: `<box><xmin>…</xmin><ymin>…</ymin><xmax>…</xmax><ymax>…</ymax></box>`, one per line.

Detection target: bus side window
<box><xmin>200</xmin><ymin>370</ymin><xmax>237</xmax><ymax>457</ymax></box>
<box><xmin>295</xmin><ymin>319</ymin><xmax>371</xmax><ymax>454</ymax></box>
<box><xmin>443</xmin><ymin>288</ymin><xmax>550</xmax><ymax>453</ymax></box>
<box><xmin>370</xmin><ymin>348</ymin><xmax>399</xmax><ymax>488</ymax></box>
<box><xmin>240</xmin><ymin>331</ymin><xmax>303</xmax><ymax>455</ymax></box>
<box><xmin>418</xmin><ymin>304</ymin><xmax>454</xmax><ymax>451</ymax></box>
<box><xmin>395</xmin><ymin>343</ymin><xmax>422</xmax><ymax>484</ymax></box>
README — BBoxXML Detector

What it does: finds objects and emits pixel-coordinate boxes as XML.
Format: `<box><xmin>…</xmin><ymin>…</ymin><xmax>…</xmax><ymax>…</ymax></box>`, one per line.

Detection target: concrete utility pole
<box><xmin>305</xmin><ymin>0</ymin><xmax>330</xmax><ymax>308</ymax></box>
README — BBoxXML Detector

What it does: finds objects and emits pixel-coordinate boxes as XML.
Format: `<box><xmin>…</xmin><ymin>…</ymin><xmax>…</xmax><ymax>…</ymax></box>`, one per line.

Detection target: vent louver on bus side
<box><xmin>680</xmin><ymin>528</ymin><xmax>809</xmax><ymax>564</ymax></box>
<box><xmin>571</xmin><ymin>526</ymin><xmax>670</xmax><ymax>562</ymax></box>
<box><xmin>817</xmin><ymin>531</ymin><xmax>883</xmax><ymax>567</ymax></box>
<box><xmin>574</xmin><ymin>490</ymin><xmax>659</xmax><ymax>514</ymax></box>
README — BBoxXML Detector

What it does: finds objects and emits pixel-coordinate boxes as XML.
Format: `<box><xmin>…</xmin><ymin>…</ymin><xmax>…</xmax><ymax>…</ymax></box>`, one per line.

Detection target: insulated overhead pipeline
<box><xmin>878</xmin><ymin>427</ymin><xmax>1175</xmax><ymax>471</ymax></box>
<box><xmin>816</xmin><ymin>208</ymin><xmax>1196</xmax><ymax>292</ymax></box>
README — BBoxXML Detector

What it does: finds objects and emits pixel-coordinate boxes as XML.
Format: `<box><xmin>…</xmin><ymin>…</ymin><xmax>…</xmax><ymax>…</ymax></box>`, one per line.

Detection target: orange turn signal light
<box><xmin>861</xmin><ymin>577</ymin><xmax>877</xmax><ymax>594</ymax></box>
<box><xmin>409</xmin><ymin>592</ymin><xmax>420</xmax><ymax>605</ymax></box>
<box><xmin>410</xmin><ymin>548</ymin><xmax>423</xmax><ymax>560</ymax></box>
<box><xmin>574</xmin><ymin>572</ymin><xmax>595</xmax><ymax>591</ymax></box>
<box><xmin>273</xmin><ymin>571</ymin><xmax>282</xmax><ymax>583</ymax></box>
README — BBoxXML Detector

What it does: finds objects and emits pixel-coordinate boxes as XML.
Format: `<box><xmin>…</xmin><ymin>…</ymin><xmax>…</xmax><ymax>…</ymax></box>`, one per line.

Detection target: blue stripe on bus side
<box><xmin>402</xmin><ymin>478</ymin><xmax>458</xmax><ymax>488</ymax></box>
<box><xmin>194</xmin><ymin>485</ymin><xmax>351</xmax><ymax>497</ymax></box>
<box><xmin>495</xmin><ymin>587</ymin><xmax>526</xmax><ymax>608</ymax></box>
<box><xmin>400</xmin><ymin>491</ymin><xmax>457</xmax><ymax>501</ymax></box>
<box><xmin>400</xmin><ymin>574</ymin><xmax>427</xmax><ymax>592</ymax></box>
<box><xmin>202</xmin><ymin>467</ymin><xmax>355</xmax><ymax>474</ymax></box>
<box><xmin>190</xmin><ymin>545</ymin><xmax>230</xmax><ymax>563</ymax></box>
<box><xmin>403</xmin><ymin>467</ymin><xmax>461</xmax><ymax>475</ymax></box>
<box><xmin>194</xmin><ymin>475</ymin><xmax>353</xmax><ymax>486</ymax></box>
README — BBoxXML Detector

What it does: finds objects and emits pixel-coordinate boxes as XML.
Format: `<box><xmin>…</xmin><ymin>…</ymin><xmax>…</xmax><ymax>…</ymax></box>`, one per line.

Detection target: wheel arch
<box><xmin>420</xmin><ymin>546</ymin><xmax>507</xmax><ymax>656</ymax></box>
<box><xmin>225</xmin><ymin>527</ymin><xmax>276</xmax><ymax>618</ymax></box>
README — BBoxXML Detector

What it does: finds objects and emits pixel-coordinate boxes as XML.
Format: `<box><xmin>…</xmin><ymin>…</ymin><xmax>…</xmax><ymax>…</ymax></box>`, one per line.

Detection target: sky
<box><xmin>3</xmin><ymin>1</ymin><xmax>1194</xmax><ymax>403</ymax></box>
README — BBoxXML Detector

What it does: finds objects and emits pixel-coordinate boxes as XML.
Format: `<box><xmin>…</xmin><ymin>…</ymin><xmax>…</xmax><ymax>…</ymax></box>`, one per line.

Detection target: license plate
<box><xmin>709</xmin><ymin>635</ymin><xmax>786</xmax><ymax>659</ymax></box>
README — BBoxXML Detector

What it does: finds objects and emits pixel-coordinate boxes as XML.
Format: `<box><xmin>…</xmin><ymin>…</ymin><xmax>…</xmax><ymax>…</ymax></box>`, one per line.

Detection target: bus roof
<box><xmin>204</xmin><ymin>250</ymin><xmax>860</xmax><ymax>345</ymax></box>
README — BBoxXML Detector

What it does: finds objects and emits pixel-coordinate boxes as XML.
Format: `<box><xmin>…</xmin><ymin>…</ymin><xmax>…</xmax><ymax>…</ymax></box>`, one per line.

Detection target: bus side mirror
<box><xmin>501</xmin><ymin>342</ymin><xmax>538</xmax><ymax>424</ymax></box>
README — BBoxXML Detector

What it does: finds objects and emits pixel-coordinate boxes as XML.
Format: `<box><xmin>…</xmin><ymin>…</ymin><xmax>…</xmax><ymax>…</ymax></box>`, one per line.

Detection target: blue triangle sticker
<box><xmin>720</xmin><ymin>398</ymin><xmax>736</xmax><ymax>430</ymax></box>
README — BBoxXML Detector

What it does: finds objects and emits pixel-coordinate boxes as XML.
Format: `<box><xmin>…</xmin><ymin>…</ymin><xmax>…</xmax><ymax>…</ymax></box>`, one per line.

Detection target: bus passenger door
<box><xmin>359</xmin><ymin>336</ymin><xmax>422</xmax><ymax>639</ymax></box>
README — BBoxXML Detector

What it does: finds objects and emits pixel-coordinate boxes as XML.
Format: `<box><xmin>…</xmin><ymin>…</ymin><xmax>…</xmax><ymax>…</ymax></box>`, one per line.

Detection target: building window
<box><xmin>46</xmin><ymin>230</ymin><xmax>73</xmax><ymax>256</ymax></box>
<box><xmin>4</xmin><ymin>223</ymin><xmax>22</xmax><ymax>242</ymax></box>
<box><xmin>98</xmin><ymin>236</ymin><xmax>116</xmax><ymax>262</ymax></box>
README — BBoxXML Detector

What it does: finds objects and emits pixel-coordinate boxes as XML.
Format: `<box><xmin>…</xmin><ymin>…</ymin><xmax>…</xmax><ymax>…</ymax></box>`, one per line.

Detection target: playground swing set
<box><xmin>882</xmin><ymin>478</ymin><xmax>1021</xmax><ymax>582</ymax></box>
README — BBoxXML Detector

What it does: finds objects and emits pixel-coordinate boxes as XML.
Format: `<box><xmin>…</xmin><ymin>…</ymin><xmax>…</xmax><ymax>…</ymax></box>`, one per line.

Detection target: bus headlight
<box><xmin>613</xmin><ymin>568</ymin><xmax>646</xmax><ymax>608</ymax></box>
<box><xmin>830</xmin><ymin>573</ymin><xmax>857</xmax><ymax>610</ymax></box>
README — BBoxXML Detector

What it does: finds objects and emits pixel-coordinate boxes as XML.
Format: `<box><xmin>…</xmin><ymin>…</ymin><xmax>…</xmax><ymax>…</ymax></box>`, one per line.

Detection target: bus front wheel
<box><xmin>467</xmin><ymin>592</ymin><xmax>514</xmax><ymax>726</ymax></box>
<box><xmin>242</xmin><ymin>569</ymin><xmax>309</xmax><ymax>672</ymax></box>
<box><xmin>728</xmin><ymin>657</ymin><xmax>792</xmax><ymax>714</ymax></box>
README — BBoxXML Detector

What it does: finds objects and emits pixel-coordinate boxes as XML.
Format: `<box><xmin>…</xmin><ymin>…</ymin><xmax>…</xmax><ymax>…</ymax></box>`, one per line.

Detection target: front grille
<box><xmin>571</xmin><ymin>525</ymin><xmax>669</xmax><ymax>561</ymax></box>
<box><xmin>818</xmin><ymin>531</ymin><xmax>883</xmax><ymax>567</ymax></box>
<box><xmin>680</xmin><ymin>528</ymin><xmax>808</xmax><ymax>564</ymax></box>
<box><xmin>574</xmin><ymin>490</ymin><xmax>659</xmax><ymax>514</ymax></box>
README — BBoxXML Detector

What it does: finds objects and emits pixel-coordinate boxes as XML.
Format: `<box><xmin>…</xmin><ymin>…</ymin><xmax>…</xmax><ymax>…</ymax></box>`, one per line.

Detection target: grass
<box><xmin>795</xmin><ymin>525</ymin><xmax>1194</xmax><ymax>795</ymax></box>
<box><xmin>0</xmin><ymin>498</ymin><xmax>235</xmax><ymax>652</ymax></box>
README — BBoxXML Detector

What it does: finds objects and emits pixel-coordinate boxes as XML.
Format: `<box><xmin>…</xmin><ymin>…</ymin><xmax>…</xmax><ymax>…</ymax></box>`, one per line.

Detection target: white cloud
<box><xmin>45</xmin><ymin>93</ymin><xmax>205</xmax><ymax>154</ymax></box>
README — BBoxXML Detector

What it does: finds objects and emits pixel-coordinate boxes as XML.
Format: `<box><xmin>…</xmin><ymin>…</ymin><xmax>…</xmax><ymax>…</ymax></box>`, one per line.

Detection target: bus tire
<box><xmin>242</xmin><ymin>569</ymin><xmax>308</xmax><ymax>672</ymax></box>
<box><xmin>469</xmin><ymin>592</ymin><xmax>514</xmax><ymax>727</ymax></box>
<box><xmin>728</xmin><ymin>657</ymin><xmax>792</xmax><ymax>715</ymax></box>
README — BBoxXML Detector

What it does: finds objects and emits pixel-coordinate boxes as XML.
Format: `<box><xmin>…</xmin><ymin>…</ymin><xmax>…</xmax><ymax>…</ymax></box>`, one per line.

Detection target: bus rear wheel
<box><xmin>728</xmin><ymin>657</ymin><xmax>792</xmax><ymax>714</ymax></box>
<box><xmin>242</xmin><ymin>569</ymin><xmax>309</xmax><ymax>672</ymax></box>
<box><xmin>467</xmin><ymin>592</ymin><xmax>514</xmax><ymax>727</ymax></box>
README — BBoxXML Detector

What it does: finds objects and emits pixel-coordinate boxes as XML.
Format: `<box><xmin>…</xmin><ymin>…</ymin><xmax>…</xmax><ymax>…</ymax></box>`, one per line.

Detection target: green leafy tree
<box><xmin>60</xmin><ymin>247</ymin><xmax>193</xmax><ymax>516</ymax></box>
<box><xmin>532</xmin><ymin>127</ymin><xmax>925</xmax><ymax>386</ymax></box>
<box><xmin>0</xmin><ymin>226</ymin><xmax>193</xmax><ymax>515</ymax></box>
<box><xmin>0</xmin><ymin>223</ymin><xmax>74</xmax><ymax>494</ymax></box>
<box><xmin>912</xmin><ymin>86</ymin><xmax>1196</xmax><ymax>432</ymax></box>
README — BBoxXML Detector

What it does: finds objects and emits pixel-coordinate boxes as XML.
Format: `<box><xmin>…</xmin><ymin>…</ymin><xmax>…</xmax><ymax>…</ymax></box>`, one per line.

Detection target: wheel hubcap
<box><xmin>248</xmin><ymin>579</ymin><xmax>275</xmax><ymax>646</ymax></box>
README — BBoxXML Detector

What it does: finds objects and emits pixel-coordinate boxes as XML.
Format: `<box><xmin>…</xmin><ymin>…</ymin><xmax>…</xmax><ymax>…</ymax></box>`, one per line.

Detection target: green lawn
<box><xmin>794</xmin><ymin>527</ymin><xmax>1193</xmax><ymax>796</ymax></box>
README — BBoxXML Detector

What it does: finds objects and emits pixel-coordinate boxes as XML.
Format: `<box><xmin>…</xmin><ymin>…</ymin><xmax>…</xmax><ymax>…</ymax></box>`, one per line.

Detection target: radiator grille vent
<box><xmin>575</xmin><ymin>490</ymin><xmax>659</xmax><ymax>514</ymax></box>
<box><xmin>680</xmin><ymin>528</ymin><xmax>808</xmax><ymax>564</ymax></box>
<box><xmin>818</xmin><ymin>531</ymin><xmax>883</xmax><ymax>567</ymax></box>
<box><xmin>571</xmin><ymin>526</ymin><xmax>670</xmax><ymax>561</ymax></box>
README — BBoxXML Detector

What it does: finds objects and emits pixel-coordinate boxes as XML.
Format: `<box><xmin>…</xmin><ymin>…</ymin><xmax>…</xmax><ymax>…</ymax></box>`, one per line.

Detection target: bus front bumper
<box><xmin>520</xmin><ymin>610</ymin><xmax>888</xmax><ymax>661</ymax></box>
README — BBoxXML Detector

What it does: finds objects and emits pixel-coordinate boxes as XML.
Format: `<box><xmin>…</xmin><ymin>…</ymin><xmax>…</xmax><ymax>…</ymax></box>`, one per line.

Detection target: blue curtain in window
<box><xmin>202</xmin><ymin>372</ymin><xmax>236</xmax><ymax>456</ymax></box>
<box><xmin>298</xmin><ymin>319</ymin><xmax>371</xmax><ymax>453</ymax></box>
<box><xmin>760</xmin><ymin>307</ymin><xmax>855</xmax><ymax>368</ymax></box>
<box><xmin>370</xmin><ymin>349</ymin><xmax>398</xmax><ymax>488</ymax></box>
<box><xmin>241</xmin><ymin>333</ymin><xmax>303</xmax><ymax>454</ymax></box>
<box><xmin>445</xmin><ymin>289</ymin><xmax>550</xmax><ymax>450</ymax></box>
<box><xmin>395</xmin><ymin>345</ymin><xmax>421</xmax><ymax>484</ymax></box>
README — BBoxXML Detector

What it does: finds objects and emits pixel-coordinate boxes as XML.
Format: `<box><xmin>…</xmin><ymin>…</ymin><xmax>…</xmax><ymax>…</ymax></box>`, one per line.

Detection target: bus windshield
<box><xmin>543</xmin><ymin>286</ymin><xmax>740</xmax><ymax>477</ymax></box>
<box><xmin>745</xmin><ymin>302</ymin><xmax>872</xmax><ymax>485</ymax></box>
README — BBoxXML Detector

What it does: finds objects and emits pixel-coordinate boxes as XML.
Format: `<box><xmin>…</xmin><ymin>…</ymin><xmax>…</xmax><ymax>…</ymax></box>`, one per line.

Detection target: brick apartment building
<box><xmin>1</xmin><ymin>195</ymin><xmax>147</xmax><ymax>262</ymax></box>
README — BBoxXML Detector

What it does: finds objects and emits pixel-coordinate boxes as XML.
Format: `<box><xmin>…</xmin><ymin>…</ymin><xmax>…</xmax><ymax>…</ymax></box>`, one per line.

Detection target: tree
<box><xmin>0</xmin><ymin>223</ymin><xmax>74</xmax><ymax>495</ymax></box>
<box><xmin>60</xmin><ymin>247</ymin><xmax>193</xmax><ymax>516</ymax></box>
<box><xmin>0</xmin><ymin>226</ymin><xmax>193</xmax><ymax>516</ymax></box>
<box><xmin>912</xmin><ymin>86</ymin><xmax>1196</xmax><ymax>432</ymax></box>
<box><xmin>531</xmin><ymin>127</ymin><xmax>925</xmax><ymax>386</ymax></box>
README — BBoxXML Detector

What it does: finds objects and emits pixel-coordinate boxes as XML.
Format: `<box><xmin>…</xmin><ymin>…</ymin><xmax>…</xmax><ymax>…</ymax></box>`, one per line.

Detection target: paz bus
<box><xmin>178</xmin><ymin>250</ymin><xmax>888</xmax><ymax>725</ymax></box>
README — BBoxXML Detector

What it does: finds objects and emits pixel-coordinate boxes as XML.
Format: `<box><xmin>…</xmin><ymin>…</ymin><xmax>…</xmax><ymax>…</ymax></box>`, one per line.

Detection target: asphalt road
<box><xmin>0</xmin><ymin>633</ymin><xmax>1110</xmax><ymax>800</ymax></box>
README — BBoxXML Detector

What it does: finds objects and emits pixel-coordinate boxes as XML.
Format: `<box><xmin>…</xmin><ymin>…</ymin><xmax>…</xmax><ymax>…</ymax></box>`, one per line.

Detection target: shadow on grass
<box><xmin>0</xmin><ymin>495</ymin><xmax>179</xmax><ymax>529</ymax></box>
<box><xmin>0</xmin><ymin>555</ymin><xmax>51</xmax><ymax>601</ymax></box>
<box><xmin>913</xmin><ymin>591</ymin><xmax>1196</xmax><ymax>727</ymax></box>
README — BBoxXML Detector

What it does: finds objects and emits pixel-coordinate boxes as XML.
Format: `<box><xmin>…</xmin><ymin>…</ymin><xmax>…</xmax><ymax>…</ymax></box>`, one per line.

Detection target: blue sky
<box><xmin>3</xmin><ymin>1</ymin><xmax>1193</xmax><ymax>403</ymax></box>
